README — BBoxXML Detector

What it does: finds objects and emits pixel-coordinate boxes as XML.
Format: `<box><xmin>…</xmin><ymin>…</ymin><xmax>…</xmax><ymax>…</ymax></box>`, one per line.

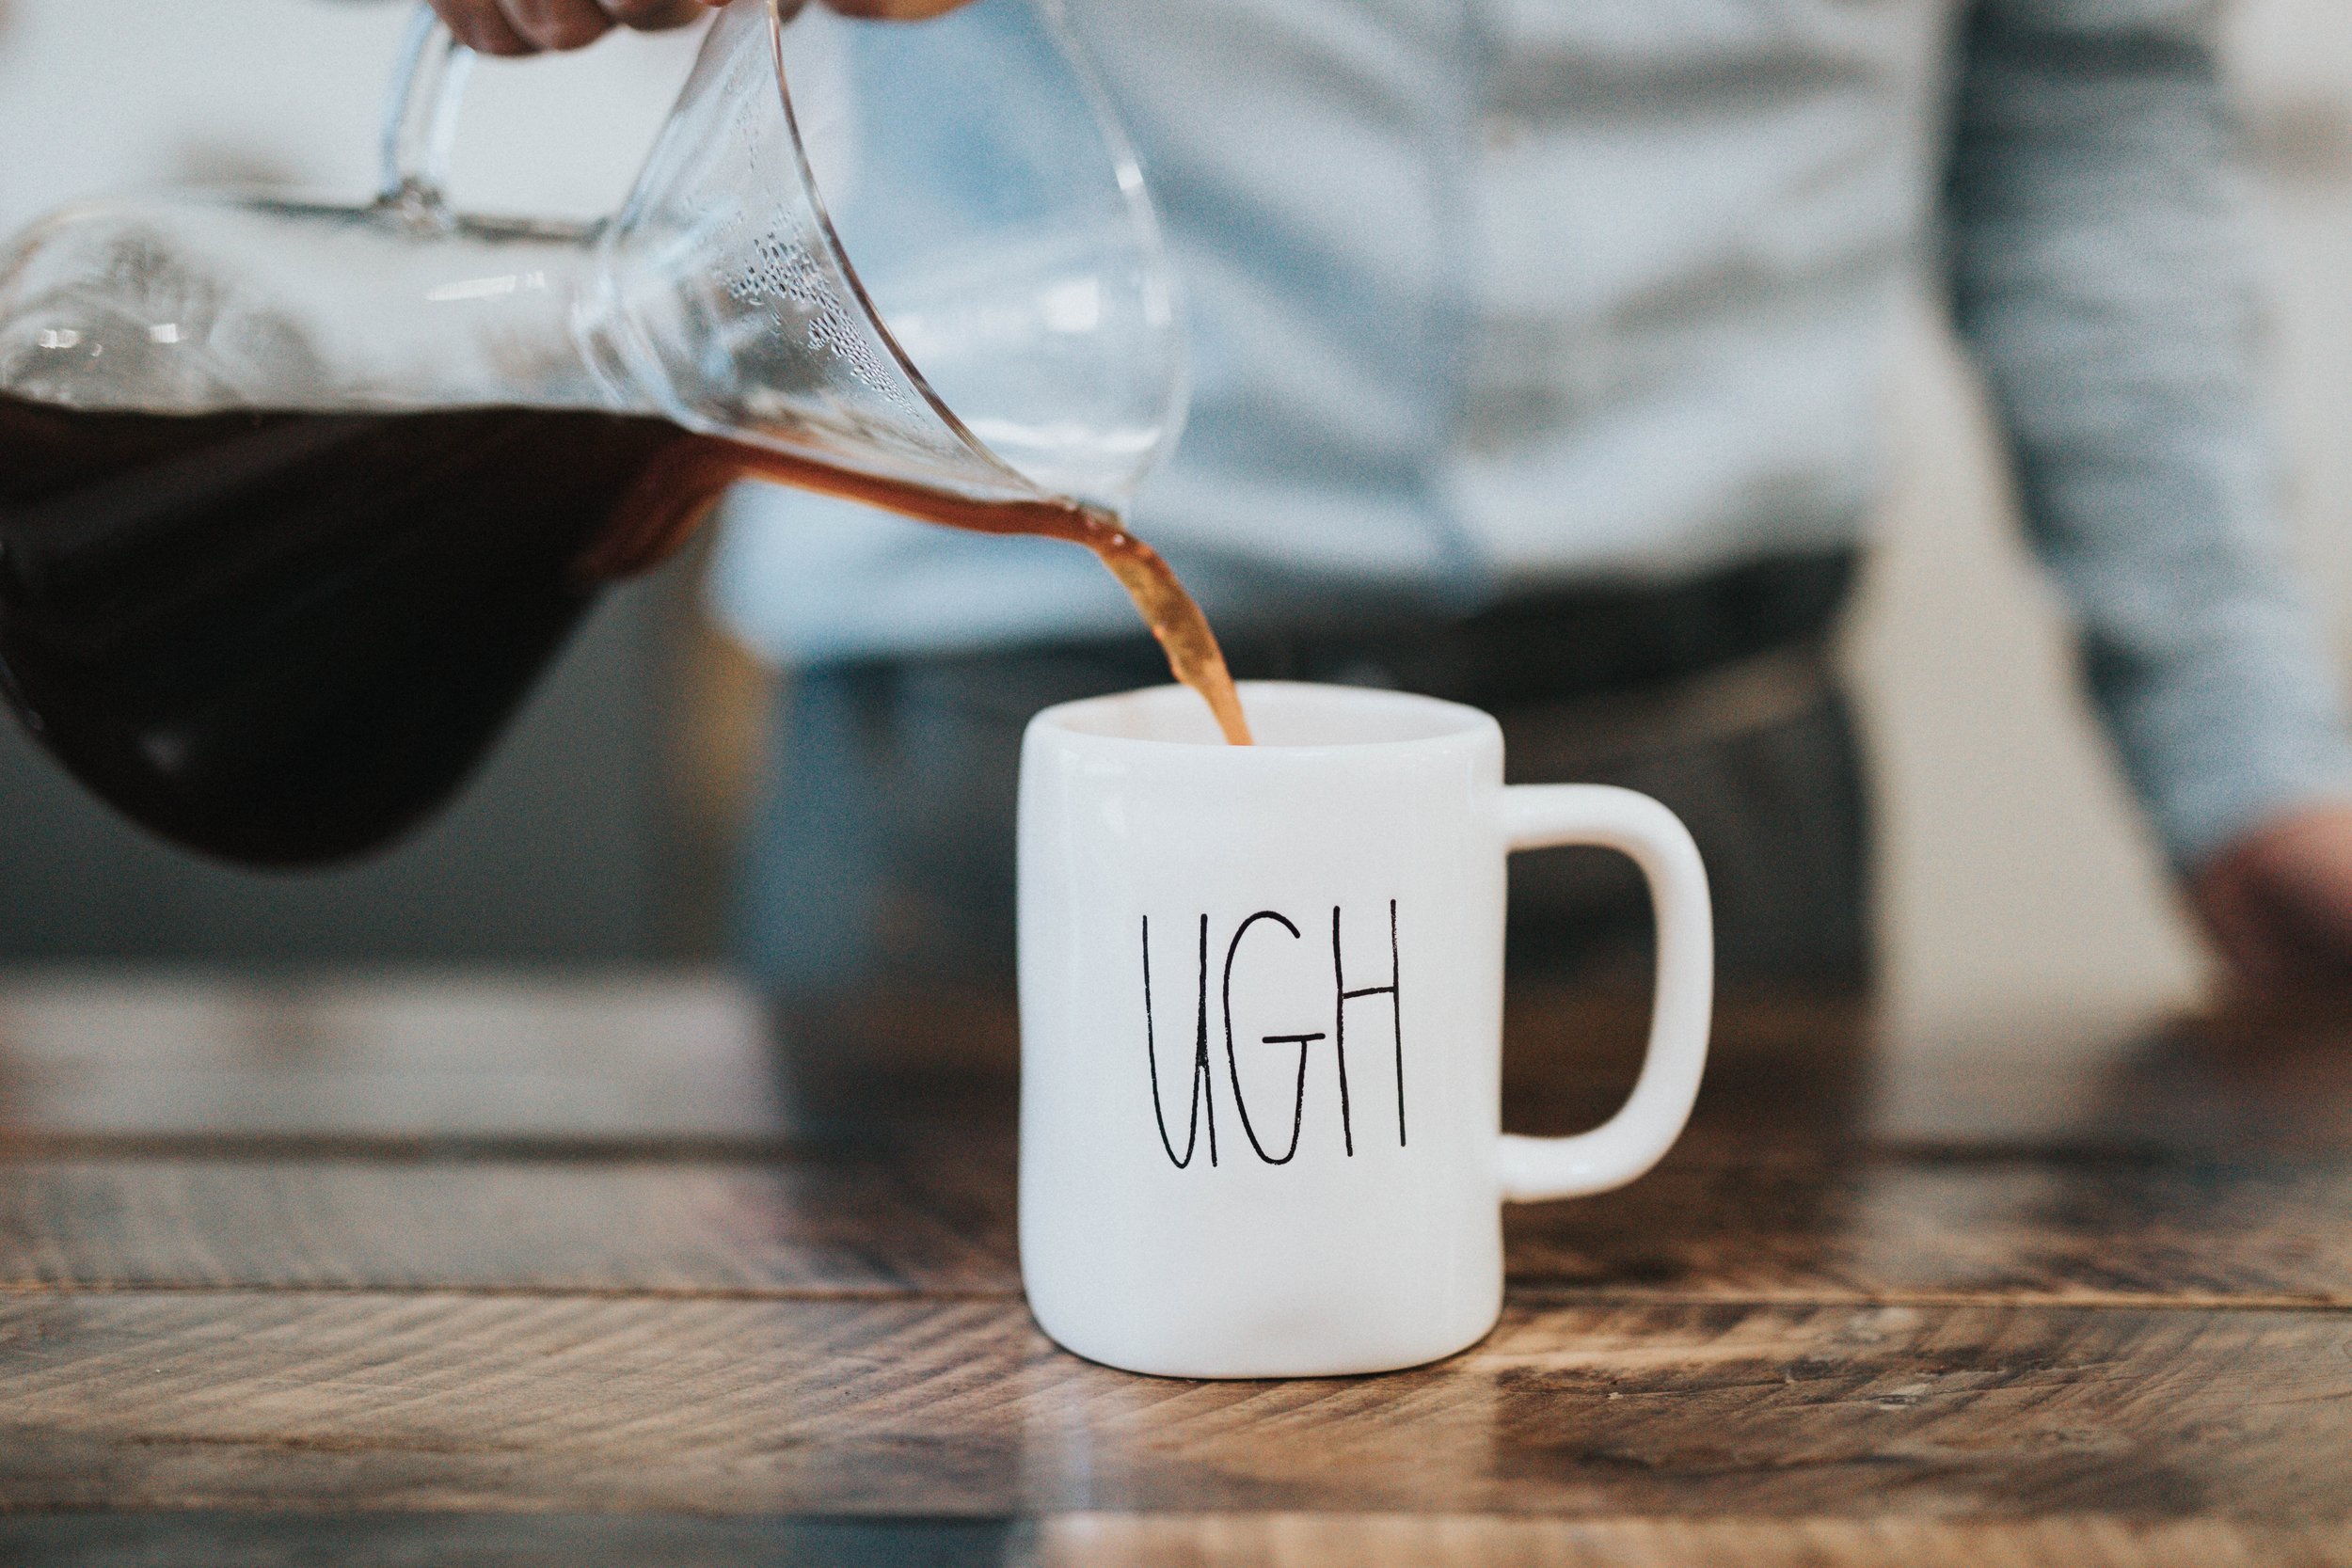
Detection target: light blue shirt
<box><xmin>714</xmin><ymin>0</ymin><xmax>2352</xmax><ymax>864</ymax></box>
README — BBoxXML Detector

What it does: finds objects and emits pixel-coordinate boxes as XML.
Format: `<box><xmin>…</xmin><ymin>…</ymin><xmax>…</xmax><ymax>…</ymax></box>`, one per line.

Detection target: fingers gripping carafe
<box><xmin>0</xmin><ymin>0</ymin><xmax>1184</xmax><ymax>866</ymax></box>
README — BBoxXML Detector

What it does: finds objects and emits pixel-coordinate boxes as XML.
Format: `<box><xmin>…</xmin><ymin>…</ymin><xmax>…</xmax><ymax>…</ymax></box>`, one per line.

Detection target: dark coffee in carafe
<box><xmin>0</xmin><ymin>393</ymin><xmax>1246</xmax><ymax>867</ymax></box>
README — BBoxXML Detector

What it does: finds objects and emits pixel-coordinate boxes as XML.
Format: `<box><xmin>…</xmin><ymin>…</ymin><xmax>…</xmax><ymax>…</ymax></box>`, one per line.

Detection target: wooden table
<box><xmin>3</xmin><ymin>972</ymin><xmax>2349</xmax><ymax>1565</ymax></box>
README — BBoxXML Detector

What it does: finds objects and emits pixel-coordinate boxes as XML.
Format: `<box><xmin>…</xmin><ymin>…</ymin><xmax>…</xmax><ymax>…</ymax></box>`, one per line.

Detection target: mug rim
<box><xmin>1029</xmin><ymin>680</ymin><xmax>1500</xmax><ymax>755</ymax></box>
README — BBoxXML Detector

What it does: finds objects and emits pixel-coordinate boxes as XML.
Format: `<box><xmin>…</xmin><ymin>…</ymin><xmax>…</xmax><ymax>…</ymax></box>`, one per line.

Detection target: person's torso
<box><xmin>716</xmin><ymin>0</ymin><xmax>1960</xmax><ymax>661</ymax></box>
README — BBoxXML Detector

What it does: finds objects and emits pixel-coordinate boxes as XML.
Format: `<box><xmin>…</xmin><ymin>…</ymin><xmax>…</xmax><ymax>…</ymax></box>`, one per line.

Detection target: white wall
<box><xmin>1850</xmin><ymin>315</ymin><xmax>2211</xmax><ymax>1038</ymax></box>
<box><xmin>0</xmin><ymin>0</ymin><xmax>698</xmax><ymax>222</ymax></box>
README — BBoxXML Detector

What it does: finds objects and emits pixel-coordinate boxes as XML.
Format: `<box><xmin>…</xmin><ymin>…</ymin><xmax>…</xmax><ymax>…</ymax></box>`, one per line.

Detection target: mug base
<box><xmin>1029</xmin><ymin>1307</ymin><xmax>1501</xmax><ymax>1381</ymax></box>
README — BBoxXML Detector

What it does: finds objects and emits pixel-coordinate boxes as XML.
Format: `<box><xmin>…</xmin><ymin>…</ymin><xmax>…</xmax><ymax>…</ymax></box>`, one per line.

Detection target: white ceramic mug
<box><xmin>1017</xmin><ymin>682</ymin><xmax>1713</xmax><ymax>1378</ymax></box>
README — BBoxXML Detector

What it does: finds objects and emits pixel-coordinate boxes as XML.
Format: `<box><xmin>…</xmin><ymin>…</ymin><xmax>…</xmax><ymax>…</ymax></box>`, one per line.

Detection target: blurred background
<box><xmin>0</xmin><ymin>0</ymin><xmax>2347</xmax><ymax>1044</ymax></box>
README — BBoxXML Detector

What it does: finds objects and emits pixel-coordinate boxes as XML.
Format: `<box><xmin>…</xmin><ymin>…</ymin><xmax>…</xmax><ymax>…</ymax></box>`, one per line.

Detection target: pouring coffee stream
<box><xmin>585</xmin><ymin>433</ymin><xmax>1252</xmax><ymax>750</ymax></box>
<box><xmin>0</xmin><ymin>0</ymin><xmax>1243</xmax><ymax>868</ymax></box>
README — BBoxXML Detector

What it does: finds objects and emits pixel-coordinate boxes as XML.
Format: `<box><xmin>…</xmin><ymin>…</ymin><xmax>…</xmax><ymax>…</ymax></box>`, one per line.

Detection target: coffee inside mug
<box><xmin>1042</xmin><ymin>680</ymin><xmax>1491</xmax><ymax>748</ymax></box>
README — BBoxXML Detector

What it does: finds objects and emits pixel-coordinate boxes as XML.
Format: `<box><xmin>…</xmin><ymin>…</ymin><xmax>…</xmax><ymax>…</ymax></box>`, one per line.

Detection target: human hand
<box><xmin>2190</xmin><ymin>800</ymin><xmax>2352</xmax><ymax>995</ymax></box>
<box><xmin>430</xmin><ymin>0</ymin><xmax>972</xmax><ymax>59</ymax></box>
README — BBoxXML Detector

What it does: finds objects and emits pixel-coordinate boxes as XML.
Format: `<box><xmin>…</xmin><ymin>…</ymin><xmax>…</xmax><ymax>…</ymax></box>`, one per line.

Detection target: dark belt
<box><xmin>1209</xmin><ymin>547</ymin><xmax>1860</xmax><ymax>707</ymax></box>
<box><xmin>851</xmin><ymin>546</ymin><xmax>1862</xmax><ymax>740</ymax></box>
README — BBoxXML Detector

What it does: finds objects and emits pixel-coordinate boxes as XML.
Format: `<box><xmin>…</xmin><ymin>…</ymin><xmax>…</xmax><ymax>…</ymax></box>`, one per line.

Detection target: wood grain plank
<box><xmin>0</xmin><ymin>1515</ymin><xmax>1020</xmax><ymax>1568</ymax></box>
<box><xmin>0</xmin><ymin>1158</ymin><xmax>1015</xmax><ymax>1296</ymax></box>
<box><xmin>0</xmin><ymin>976</ymin><xmax>1883</xmax><ymax>1155</ymax></box>
<box><xmin>0</xmin><ymin>973</ymin><xmax>1996</xmax><ymax>1184</ymax></box>
<box><xmin>1518</xmin><ymin>990</ymin><xmax>2352</xmax><ymax>1161</ymax></box>
<box><xmin>1033</xmin><ymin>1514</ymin><xmax>2352</xmax><ymax>1568</ymax></box>
<box><xmin>1866</xmin><ymin>996</ymin><xmax>2352</xmax><ymax>1158</ymax></box>
<box><xmin>17</xmin><ymin>973</ymin><xmax>2352</xmax><ymax>1161</ymax></box>
<box><xmin>25</xmin><ymin>972</ymin><xmax>2340</xmax><ymax>1163</ymax></box>
<box><xmin>1507</xmin><ymin>1158</ymin><xmax>2352</xmax><ymax>1306</ymax></box>
<box><xmin>5</xmin><ymin>1513</ymin><xmax>2347</xmax><ymax>1568</ymax></box>
<box><xmin>4</xmin><ymin>1293</ymin><xmax>2347</xmax><ymax>1517</ymax></box>
<box><xmin>6</xmin><ymin>1153</ymin><xmax>2348</xmax><ymax>1307</ymax></box>
<box><xmin>0</xmin><ymin>974</ymin><xmax>785</xmax><ymax>1139</ymax></box>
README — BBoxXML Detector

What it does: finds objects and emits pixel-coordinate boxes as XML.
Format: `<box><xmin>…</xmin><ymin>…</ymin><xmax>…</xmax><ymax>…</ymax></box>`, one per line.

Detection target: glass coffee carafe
<box><xmin>0</xmin><ymin>0</ymin><xmax>1186</xmax><ymax>866</ymax></box>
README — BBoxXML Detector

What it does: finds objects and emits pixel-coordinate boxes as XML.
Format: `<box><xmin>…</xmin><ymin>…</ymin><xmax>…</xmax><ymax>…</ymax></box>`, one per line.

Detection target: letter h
<box><xmin>1334</xmin><ymin>900</ymin><xmax>1404</xmax><ymax>1149</ymax></box>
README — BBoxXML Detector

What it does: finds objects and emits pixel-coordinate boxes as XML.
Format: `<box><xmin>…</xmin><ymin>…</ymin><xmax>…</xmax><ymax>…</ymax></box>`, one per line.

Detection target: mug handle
<box><xmin>1494</xmin><ymin>784</ymin><xmax>1713</xmax><ymax>1201</ymax></box>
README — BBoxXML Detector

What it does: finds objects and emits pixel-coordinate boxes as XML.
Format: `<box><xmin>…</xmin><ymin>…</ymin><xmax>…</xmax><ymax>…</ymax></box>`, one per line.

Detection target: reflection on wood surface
<box><xmin>6</xmin><ymin>1513</ymin><xmax>2342</xmax><ymax>1568</ymax></box>
<box><xmin>5</xmin><ymin>974</ymin><xmax>2352</xmax><ymax>1561</ymax></box>
<box><xmin>4</xmin><ymin>1293</ymin><xmax>2349</xmax><ymax>1517</ymax></box>
<box><xmin>1</xmin><ymin>1154</ymin><xmax>2348</xmax><ymax>1307</ymax></box>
